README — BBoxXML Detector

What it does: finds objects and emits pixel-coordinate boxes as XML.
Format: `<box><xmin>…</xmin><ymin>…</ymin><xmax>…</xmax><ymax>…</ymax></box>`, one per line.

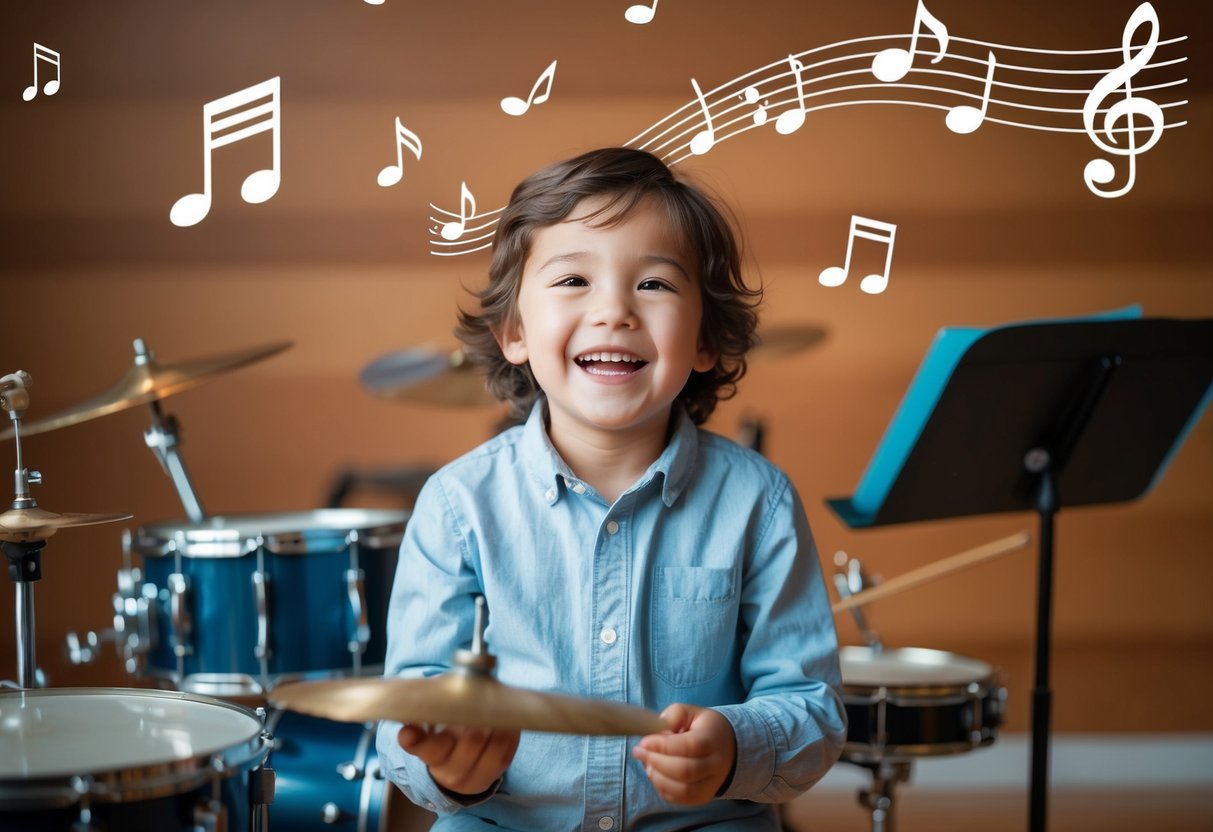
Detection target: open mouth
<box><xmin>574</xmin><ymin>351</ymin><xmax>649</xmax><ymax>376</ymax></box>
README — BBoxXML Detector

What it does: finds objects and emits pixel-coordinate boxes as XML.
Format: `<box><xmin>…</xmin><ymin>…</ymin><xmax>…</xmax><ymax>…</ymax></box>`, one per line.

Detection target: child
<box><xmin>376</xmin><ymin>147</ymin><xmax>846</xmax><ymax>830</ymax></box>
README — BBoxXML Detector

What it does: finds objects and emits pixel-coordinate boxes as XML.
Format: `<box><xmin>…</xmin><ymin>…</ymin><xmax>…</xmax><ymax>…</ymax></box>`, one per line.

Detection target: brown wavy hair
<box><xmin>456</xmin><ymin>147</ymin><xmax>761</xmax><ymax>426</ymax></box>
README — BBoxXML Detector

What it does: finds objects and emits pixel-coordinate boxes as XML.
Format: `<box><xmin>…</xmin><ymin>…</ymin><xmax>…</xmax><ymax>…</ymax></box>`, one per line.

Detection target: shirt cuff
<box><xmin>711</xmin><ymin>703</ymin><xmax>778</xmax><ymax>801</ymax></box>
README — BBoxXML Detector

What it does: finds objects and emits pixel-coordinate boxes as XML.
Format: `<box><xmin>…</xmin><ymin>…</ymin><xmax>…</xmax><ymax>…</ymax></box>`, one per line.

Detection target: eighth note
<box><xmin>946</xmin><ymin>50</ymin><xmax>996</xmax><ymax>135</ymax></box>
<box><xmin>872</xmin><ymin>0</ymin><xmax>949</xmax><ymax>83</ymax></box>
<box><xmin>501</xmin><ymin>60</ymin><xmax>557</xmax><ymax>117</ymax></box>
<box><xmin>377</xmin><ymin>117</ymin><xmax>423</xmax><ymax>188</ymax></box>
<box><xmin>169</xmin><ymin>76</ymin><xmax>281</xmax><ymax>228</ymax></box>
<box><xmin>22</xmin><ymin>43</ymin><xmax>61</xmax><ymax>101</ymax></box>
<box><xmin>819</xmin><ymin>215</ymin><xmax>897</xmax><ymax>295</ymax></box>
<box><xmin>440</xmin><ymin>182</ymin><xmax>477</xmax><ymax>241</ymax></box>
<box><xmin>624</xmin><ymin>0</ymin><xmax>659</xmax><ymax>25</ymax></box>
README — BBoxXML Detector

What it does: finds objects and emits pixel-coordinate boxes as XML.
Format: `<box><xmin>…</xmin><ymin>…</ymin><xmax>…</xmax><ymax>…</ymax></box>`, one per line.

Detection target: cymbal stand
<box><xmin>137</xmin><ymin>341</ymin><xmax>206</xmax><ymax>522</ymax></box>
<box><xmin>1</xmin><ymin>371</ymin><xmax>46</xmax><ymax>689</ymax></box>
<box><xmin>833</xmin><ymin>550</ymin><xmax>883</xmax><ymax>651</ymax></box>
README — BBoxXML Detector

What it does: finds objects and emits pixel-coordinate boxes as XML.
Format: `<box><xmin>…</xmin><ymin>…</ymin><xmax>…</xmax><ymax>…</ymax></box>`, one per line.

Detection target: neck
<box><xmin>546</xmin><ymin>409</ymin><xmax>674</xmax><ymax>504</ymax></box>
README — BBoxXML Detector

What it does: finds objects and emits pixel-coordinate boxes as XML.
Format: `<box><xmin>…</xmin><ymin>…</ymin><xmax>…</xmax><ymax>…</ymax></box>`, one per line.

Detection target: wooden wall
<box><xmin>1</xmin><ymin>0</ymin><xmax>1210</xmax><ymax>737</ymax></box>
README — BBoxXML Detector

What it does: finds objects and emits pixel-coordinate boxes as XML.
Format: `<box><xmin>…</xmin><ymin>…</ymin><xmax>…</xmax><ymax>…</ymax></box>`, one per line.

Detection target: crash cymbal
<box><xmin>270</xmin><ymin>673</ymin><xmax>668</xmax><ymax>736</ymax></box>
<box><xmin>752</xmin><ymin>323</ymin><xmax>828</xmax><ymax>358</ymax></box>
<box><xmin>0</xmin><ymin>505</ymin><xmax>132</xmax><ymax>543</ymax></box>
<box><xmin>360</xmin><ymin>347</ymin><xmax>496</xmax><ymax>407</ymax></box>
<box><xmin>1</xmin><ymin>338</ymin><xmax>293</xmax><ymax>439</ymax></box>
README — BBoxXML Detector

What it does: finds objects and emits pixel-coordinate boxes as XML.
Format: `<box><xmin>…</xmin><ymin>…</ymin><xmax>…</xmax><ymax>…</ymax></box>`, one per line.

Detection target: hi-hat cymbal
<box><xmin>360</xmin><ymin>347</ymin><xmax>496</xmax><ymax>407</ymax></box>
<box><xmin>270</xmin><ymin>673</ymin><xmax>668</xmax><ymax>736</ymax></box>
<box><xmin>0</xmin><ymin>505</ymin><xmax>132</xmax><ymax>543</ymax></box>
<box><xmin>1</xmin><ymin>338</ymin><xmax>293</xmax><ymax>439</ymax></box>
<box><xmin>752</xmin><ymin>323</ymin><xmax>828</xmax><ymax>358</ymax></box>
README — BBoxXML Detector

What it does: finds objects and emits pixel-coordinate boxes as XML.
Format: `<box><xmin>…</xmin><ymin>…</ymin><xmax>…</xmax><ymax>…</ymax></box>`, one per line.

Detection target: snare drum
<box><xmin>0</xmin><ymin>687</ymin><xmax>272</xmax><ymax>831</ymax></box>
<box><xmin>839</xmin><ymin>645</ymin><xmax>1005</xmax><ymax>762</ymax></box>
<box><xmin>132</xmin><ymin>509</ymin><xmax>406</xmax><ymax>696</ymax></box>
<box><xmin>266</xmin><ymin>709</ymin><xmax>434</xmax><ymax>831</ymax></box>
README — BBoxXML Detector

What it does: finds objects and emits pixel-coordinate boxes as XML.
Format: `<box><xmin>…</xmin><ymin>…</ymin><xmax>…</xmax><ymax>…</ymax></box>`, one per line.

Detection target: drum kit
<box><xmin>1</xmin><ymin>327</ymin><xmax>1025</xmax><ymax>831</ymax></box>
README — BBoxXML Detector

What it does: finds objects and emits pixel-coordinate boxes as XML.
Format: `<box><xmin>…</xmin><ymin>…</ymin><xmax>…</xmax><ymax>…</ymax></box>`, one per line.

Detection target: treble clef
<box><xmin>1082</xmin><ymin>2</ymin><xmax>1166</xmax><ymax>199</ymax></box>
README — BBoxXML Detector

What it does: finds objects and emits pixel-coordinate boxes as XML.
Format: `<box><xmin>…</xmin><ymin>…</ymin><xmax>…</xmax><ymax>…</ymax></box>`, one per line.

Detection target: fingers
<box><xmin>633</xmin><ymin>705</ymin><xmax>736</xmax><ymax>805</ymax></box>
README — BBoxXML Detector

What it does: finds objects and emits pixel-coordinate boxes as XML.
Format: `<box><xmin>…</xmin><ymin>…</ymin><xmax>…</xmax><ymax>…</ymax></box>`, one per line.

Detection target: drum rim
<box><xmin>840</xmin><ymin>645</ymin><xmax>998</xmax><ymax>694</ymax></box>
<box><xmin>0</xmin><ymin>687</ymin><xmax>271</xmax><ymax>806</ymax></box>
<box><xmin>132</xmin><ymin>508</ymin><xmax>409</xmax><ymax>557</ymax></box>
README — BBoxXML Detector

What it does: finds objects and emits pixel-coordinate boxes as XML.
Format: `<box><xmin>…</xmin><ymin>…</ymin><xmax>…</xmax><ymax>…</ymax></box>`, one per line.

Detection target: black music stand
<box><xmin>827</xmin><ymin>315</ymin><xmax>1213</xmax><ymax>832</ymax></box>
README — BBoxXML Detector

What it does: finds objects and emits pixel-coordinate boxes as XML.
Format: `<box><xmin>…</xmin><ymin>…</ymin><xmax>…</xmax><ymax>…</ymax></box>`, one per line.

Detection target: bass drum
<box><xmin>0</xmin><ymin>688</ymin><xmax>271</xmax><ymax>831</ymax></box>
<box><xmin>839</xmin><ymin>645</ymin><xmax>1006</xmax><ymax>763</ymax></box>
<box><xmin>267</xmin><ymin>709</ymin><xmax>435</xmax><ymax>831</ymax></box>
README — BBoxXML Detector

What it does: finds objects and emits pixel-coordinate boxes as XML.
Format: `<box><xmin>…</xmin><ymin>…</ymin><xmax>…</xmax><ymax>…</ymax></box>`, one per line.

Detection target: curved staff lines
<box><xmin>430</xmin><ymin>9</ymin><xmax>1188</xmax><ymax>257</ymax></box>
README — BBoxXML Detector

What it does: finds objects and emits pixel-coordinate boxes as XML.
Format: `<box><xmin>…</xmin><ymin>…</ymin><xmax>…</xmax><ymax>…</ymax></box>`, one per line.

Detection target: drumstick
<box><xmin>831</xmin><ymin>531</ymin><xmax>1031</xmax><ymax>613</ymax></box>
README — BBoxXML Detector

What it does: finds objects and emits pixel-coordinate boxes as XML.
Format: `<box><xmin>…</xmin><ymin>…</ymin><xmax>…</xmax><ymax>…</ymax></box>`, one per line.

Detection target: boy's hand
<box><xmin>397</xmin><ymin>724</ymin><xmax>520</xmax><ymax>796</ymax></box>
<box><xmin>632</xmin><ymin>703</ymin><xmax>737</xmax><ymax>804</ymax></box>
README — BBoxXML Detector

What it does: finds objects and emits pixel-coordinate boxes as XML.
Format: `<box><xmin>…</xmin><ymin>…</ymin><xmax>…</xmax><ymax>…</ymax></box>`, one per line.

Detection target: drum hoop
<box><xmin>0</xmin><ymin>688</ymin><xmax>271</xmax><ymax>805</ymax></box>
<box><xmin>131</xmin><ymin>510</ymin><xmax>408</xmax><ymax>558</ymax></box>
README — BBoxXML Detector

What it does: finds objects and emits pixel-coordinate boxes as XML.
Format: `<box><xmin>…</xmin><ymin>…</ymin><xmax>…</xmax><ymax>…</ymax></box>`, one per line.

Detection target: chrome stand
<box><xmin>854</xmin><ymin>759</ymin><xmax>912</xmax><ymax>832</ymax></box>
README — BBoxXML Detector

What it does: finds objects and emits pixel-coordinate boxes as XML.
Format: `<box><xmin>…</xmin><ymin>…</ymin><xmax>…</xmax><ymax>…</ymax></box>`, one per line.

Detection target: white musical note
<box><xmin>872</xmin><ymin>0</ymin><xmax>949</xmax><ymax>83</ymax></box>
<box><xmin>818</xmin><ymin>215</ymin><xmax>897</xmax><ymax>295</ymax></box>
<box><xmin>169</xmin><ymin>77</ymin><xmax>281</xmax><ymax>228</ymax></box>
<box><xmin>501</xmin><ymin>60</ymin><xmax>557</xmax><ymax>117</ymax></box>
<box><xmin>624</xmin><ymin>0</ymin><xmax>659</xmax><ymax>25</ymax></box>
<box><xmin>741</xmin><ymin>87</ymin><xmax>768</xmax><ymax>126</ymax></box>
<box><xmin>377</xmin><ymin>117</ymin><xmax>423</xmax><ymax>187</ymax></box>
<box><xmin>688</xmin><ymin>78</ymin><xmax>715</xmax><ymax>155</ymax></box>
<box><xmin>946</xmin><ymin>50</ymin><xmax>996</xmax><ymax>134</ymax></box>
<box><xmin>363</xmin><ymin>0</ymin><xmax>385</xmax><ymax>4</ymax></box>
<box><xmin>440</xmin><ymin>182</ymin><xmax>477</xmax><ymax>241</ymax></box>
<box><xmin>1082</xmin><ymin>2</ymin><xmax>1166</xmax><ymax>199</ymax></box>
<box><xmin>774</xmin><ymin>55</ymin><xmax>807</xmax><ymax>135</ymax></box>
<box><xmin>21</xmin><ymin>43</ymin><xmax>61</xmax><ymax>101</ymax></box>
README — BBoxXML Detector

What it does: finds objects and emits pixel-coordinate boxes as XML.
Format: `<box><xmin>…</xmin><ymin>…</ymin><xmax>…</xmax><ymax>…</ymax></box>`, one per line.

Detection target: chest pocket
<box><xmin>651</xmin><ymin>566</ymin><xmax>737</xmax><ymax>688</ymax></box>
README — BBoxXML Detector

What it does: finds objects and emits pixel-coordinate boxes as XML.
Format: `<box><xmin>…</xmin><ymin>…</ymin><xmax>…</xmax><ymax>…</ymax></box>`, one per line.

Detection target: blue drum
<box><xmin>132</xmin><ymin>509</ymin><xmax>406</xmax><ymax>696</ymax></box>
<box><xmin>266</xmin><ymin>709</ymin><xmax>434</xmax><ymax>831</ymax></box>
<box><xmin>0</xmin><ymin>688</ymin><xmax>272</xmax><ymax>831</ymax></box>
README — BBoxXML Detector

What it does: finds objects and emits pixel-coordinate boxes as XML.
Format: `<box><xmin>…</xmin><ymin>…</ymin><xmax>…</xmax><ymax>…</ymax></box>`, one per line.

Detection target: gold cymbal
<box><xmin>2</xmin><ymin>339</ymin><xmax>293</xmax><ymax>439</ymax></box>
<box><xmin>270</xmin><ymin>673</ymin><xmax>668</xmax><ymax>736</ymax></box>
<box><xmin>752</xmin><ymin>323</ymin><xmax>828</xmax><ymax>358</ymax></box>
<box><xmin>0</xmin><ymin>505</ymin><xmax>132</xmax><ymax>543</ymax></box>
<box><xmin>360</xmin><ymin>347</ymin><xmax>497</xmax><ymax>407</ymax></box>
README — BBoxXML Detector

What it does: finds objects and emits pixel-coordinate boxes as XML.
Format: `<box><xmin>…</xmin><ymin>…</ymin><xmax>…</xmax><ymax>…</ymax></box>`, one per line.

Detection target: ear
<box><xmin>495</xmin><ymin>318</ymin><xmax>530</xmax><ymax>366</ymax></box>
<box><xmin>692</xmin><ymin>342</ymin><xmax>717</xmax><ymax>374</ymax></box>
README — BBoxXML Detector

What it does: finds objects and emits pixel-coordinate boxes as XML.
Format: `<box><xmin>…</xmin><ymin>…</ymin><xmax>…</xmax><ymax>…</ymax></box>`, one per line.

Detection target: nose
<box><xmin>589</xmin><ymin>282</ymin><xmax>638</xmax><ymax>329</ymax></box>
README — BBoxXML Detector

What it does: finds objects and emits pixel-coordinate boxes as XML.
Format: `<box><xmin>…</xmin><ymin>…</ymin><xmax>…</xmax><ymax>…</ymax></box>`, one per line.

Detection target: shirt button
<box><xmin>598</xmin><ymin>818</ymin><xmax>614</xmax><ymax>831</ymax></box>
<box><xmin>600</xmin><ymin>627</ymin><xmax>617</xmax><ymax>645</ymax></box>
<box><xmin>572</xmin><ymin>482</ymin><xmax>587</xmax><ymax>495</ymax></box>
<box><xmin>544</xmin><ymin>487</ymin><xmax>556</xmax><ymax>502</ymax></box>
<box><xmin>606</xmin><ymin>520</ymin><xmax>620</xmax><ymax>535</ymax></box>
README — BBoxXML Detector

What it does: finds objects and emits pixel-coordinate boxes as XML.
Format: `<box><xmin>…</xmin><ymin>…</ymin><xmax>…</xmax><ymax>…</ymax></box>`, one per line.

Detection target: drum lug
<box><xmin>344</xmin><ymin>568</ymin><xmax>370</xmax><ymax>658</ymax></box>
<box><xmin>252</xmin><ymin>570</ymin><xmax>272</xmax><ymax>661</ymax></box>
<box><xmin>169</xmin><ymin>571</ymin><xmax>194</xmax><ymax>658</ymax></box>
<box><xmin>336</xmin><ymin>759</ymin><xmax>362</xmax><ymax>781</ymax></box>
<box><xmin>321</xmin><ymin>801</ymin><xmax>351</xmax><ymax>824</ymax></box>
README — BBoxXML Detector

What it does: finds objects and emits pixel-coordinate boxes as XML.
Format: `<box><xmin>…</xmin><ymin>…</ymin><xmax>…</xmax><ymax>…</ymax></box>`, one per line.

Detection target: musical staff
<box><xmin>431</xmin><ymin>2</ymin><xmax>1188</xmax><ymax>255</ymax></box>
<box><xmin>377</xmin><ymin>117</ymin><xmax>423</xmax><ymax>188</ymax></box>
<box><xmin>169</xmin><ymin>77</ymin><xmax>282</xmax><ymax>228</ymax></box>
<box><xmin>21</xmin><ymin>43</ymin><xmax>61</xmax><ymax>102</ymax></box>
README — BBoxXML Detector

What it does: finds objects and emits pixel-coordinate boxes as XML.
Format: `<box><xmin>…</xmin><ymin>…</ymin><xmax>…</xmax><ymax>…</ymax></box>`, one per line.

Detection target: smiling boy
<box><xmin>376</xmin><ymin>147</ymin><xmax>846</xmax><ymax>830</ymax></box>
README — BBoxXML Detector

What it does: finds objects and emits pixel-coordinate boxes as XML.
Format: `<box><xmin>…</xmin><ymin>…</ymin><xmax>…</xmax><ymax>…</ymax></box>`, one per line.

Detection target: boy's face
<box><xmin>496</xmin><ymin>196</ymin><xmax>716</xmax><ymax>442</ymax></box>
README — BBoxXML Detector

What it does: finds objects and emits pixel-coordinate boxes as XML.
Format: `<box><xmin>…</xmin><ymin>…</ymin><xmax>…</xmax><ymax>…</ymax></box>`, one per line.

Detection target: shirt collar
<box><xmin>517</xmin><ymin>397</ymin><xmax>699</xmax><ymax>508</ymax></box>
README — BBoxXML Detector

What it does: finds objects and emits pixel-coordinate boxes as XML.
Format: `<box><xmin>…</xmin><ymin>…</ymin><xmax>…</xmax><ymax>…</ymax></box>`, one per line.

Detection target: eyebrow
<box><xmin>535</xmin><ymin>251</ymin><xmax>691</xmax><ymax>279</ymax></box>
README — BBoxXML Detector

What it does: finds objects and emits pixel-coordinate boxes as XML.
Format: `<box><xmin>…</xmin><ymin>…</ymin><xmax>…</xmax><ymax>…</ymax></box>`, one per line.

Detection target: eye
<box><xmin>638</xmin><ymin>277</ymin><xmax>674</xmax><ymax>292</ymax></box>
<box><xmin>554</xmin><ymin>274</ymin><xmax>588</xmax><ymax>287</ymax></box>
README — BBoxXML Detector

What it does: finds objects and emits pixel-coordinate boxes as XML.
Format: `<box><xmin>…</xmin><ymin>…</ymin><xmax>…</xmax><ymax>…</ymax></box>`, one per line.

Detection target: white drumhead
<box><xmin>0</xmin><ymin>688</ymin><xmax>263</xmax><ymax>779</ymax></box>
<box><xmin>840</xmin><ymin>646</ymin><xmax>993</xmax><ymax>688</ymax></box>
<box><xmin>134</xmin><ymin>509</ymin><xmax>408</xmax><ymax>556</ymax></box>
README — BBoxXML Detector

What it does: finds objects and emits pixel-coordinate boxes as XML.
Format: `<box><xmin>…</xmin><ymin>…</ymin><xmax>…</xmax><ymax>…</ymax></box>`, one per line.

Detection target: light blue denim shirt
<box><xmin>376</xmin><ymin>399</ymin><xmax>846</xmax><ymax>831</ymax></box>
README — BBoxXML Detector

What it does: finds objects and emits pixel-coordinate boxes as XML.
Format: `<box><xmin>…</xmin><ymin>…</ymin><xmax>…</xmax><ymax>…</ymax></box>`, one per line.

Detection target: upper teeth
<box><xmin>579</xmin><ymin>352</ymin><xmax>641</xmax><ymax>363</ymax></box>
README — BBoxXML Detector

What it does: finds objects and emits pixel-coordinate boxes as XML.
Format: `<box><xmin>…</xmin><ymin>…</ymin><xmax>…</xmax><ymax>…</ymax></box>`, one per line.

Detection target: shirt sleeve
<box><xmin>373</xmin><ymin>474</ymin><xmax>501</xmax><ymax>815</ymax></box>
<box><xmin>712</xmin><ymin>475</ymin><xmax>848</xmax><ymax>802</ymax></box>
